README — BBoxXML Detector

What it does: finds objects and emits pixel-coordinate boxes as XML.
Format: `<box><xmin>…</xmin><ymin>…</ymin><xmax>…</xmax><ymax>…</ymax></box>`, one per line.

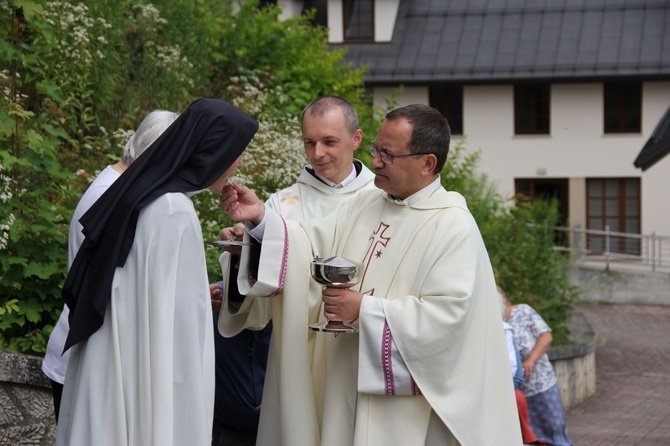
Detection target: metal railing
<box><xmin>534</xmin><ymin>224</ymin><xmax>670</xmax><ymax>272</ymax></box>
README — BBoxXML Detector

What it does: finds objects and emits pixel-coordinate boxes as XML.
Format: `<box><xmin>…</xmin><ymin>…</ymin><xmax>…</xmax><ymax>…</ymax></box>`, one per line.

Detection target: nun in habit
<box><xmin>56</xmin><ymin>98</ymin><xmax>259</xmax><ymax>446</ymax></box>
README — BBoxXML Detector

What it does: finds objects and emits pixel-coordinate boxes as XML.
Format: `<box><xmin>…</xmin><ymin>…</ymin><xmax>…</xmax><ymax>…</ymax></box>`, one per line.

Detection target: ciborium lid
<box><xmin>311</xmin><ymin>255</ymin><xmax>362</xmax><ymax>287</ymax></box>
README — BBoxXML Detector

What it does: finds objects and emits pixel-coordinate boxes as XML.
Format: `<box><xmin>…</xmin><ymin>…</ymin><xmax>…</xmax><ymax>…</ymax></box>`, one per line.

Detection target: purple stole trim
<box><xmin>382</xmin><ymin>322</ymin><xmax>395</xmax><ymax>395</ymax></box>
<box><xmin>381</xmin><ymin>321</ymin><xmax>422</xmax><ymax>396</ymax></box>
<box><xmin>270</xmin><ymin>217</ymin><xmax>289</xmax><ymax>296</ymax></box>
<box><xmin>261</xmin><ymin>216</ymin><xmax>289</xmax><ymax>297</ymax></box>
<box><xmin>412</xmin><ymin>378</ymin><xmax>422</xmax><ymax>395</ymax></box>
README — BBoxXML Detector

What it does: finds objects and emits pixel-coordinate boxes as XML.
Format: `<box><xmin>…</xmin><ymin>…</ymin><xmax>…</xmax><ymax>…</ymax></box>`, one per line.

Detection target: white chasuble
<box><xmin>217</xmin><ymin>160</ymin><xmax>375</xmax><ymax>332</ymax></box>
<box><xmin>56</xmin><ymin>193</ymin><xmax>215</xmax><ymax>446</ymax></box>
<box><xmin>219</xmin><ymin>184</ymin><xmax>522</xmax><ymax>446</ymax></box>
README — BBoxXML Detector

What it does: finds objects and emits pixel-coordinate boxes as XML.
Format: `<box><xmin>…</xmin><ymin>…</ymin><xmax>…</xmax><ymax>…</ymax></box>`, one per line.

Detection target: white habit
<box><xmin>219</xmin><ymin>179</ymin><xmax>523</xmax><ymax>445</ymax></box>
<box><xmin>56</xmin><ymin>193</ymin><xmax>215</xmax><ymax>446</ymax></box>
<box><xmin>43</xmin><ymin>166</ymin><xmax>120</xmax><ymax>385</ymax></box>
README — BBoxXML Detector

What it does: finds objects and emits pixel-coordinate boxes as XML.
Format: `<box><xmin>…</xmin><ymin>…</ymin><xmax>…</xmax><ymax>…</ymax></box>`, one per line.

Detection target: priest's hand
<box><xmin>210</xmin><ymin>282</ymin><xmax>223</xmax><ymax>311</ymax></box>
<box><xmin>218</xmin><ymin>223</ymin><xmax>245</xmax><ymax>254</ymax></box>
<box><xmin>219</xmin><ymin>223</ymin><xmax>245</xmax><ymax>241</ymax></box>
<box><xmin>220</xmin><ymin>183</ymin><xmax>265</xmax><ymax>225</ymax></box>
<box><xmin>322</xmin><ymin>287</ymin><xmax>363</xmax><ymax>322</ymax></box>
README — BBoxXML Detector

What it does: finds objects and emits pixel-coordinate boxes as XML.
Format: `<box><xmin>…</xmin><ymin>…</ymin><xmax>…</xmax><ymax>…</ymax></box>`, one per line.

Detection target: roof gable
<box><xmin>339</xmin><ymin>0</ymin><xmax>670</xmax><ymax>83</ymax></box>
<box><xmin>634</xmin><ymin>106</ymin><xmax>670</xmax><ymax>170</ymax></box>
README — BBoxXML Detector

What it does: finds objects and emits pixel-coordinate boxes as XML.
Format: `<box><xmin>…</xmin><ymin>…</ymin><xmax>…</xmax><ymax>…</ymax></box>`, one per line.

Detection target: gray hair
<box><xmin>122</xmin><ymin>110</ymin><xmax>180</xmax><ymax>164</ymax></box>
<box><xmin>301</xmin><ymin>96</ymin><xmax>360</xmax><ymax>136</ymax></box>
<box><xmin>497</xmin><ymin>286</ymin><xmax>507</xmax><ymax>319</ymax></box>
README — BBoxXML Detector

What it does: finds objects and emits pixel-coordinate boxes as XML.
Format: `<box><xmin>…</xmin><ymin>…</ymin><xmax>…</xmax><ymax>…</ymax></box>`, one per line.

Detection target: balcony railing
<box><xmin>531</xmin><ymin>224</ymin><xmax>670</xmax><ymax>273</ymax></box>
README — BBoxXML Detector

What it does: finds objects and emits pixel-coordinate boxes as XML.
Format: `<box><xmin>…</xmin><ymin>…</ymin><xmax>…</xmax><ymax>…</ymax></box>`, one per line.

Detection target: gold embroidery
<box><xmin>281</xmin><ymin>192</ymin><xmax>300</xmax><ymax>206</ymax></box>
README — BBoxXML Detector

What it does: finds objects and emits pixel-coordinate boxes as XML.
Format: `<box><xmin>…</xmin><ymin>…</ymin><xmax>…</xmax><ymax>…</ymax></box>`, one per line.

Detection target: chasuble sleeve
<box><xmin>217</xmin><ymin>208</ymin><xmax>287</xmax><ymax>337</ymax></box>
<box><xmin>358</xmin><ymin>295</ymin><xmax>417</xmax><ymax>396</ymax></box>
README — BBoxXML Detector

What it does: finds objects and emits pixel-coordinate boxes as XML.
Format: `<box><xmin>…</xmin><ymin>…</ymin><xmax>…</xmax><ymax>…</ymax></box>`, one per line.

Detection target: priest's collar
<box><xmin>386</xmin><ymin>176</ymin><xmax>442</xmax><ymax>206</ymax></box>
<box><xmin>306</xmin><ymin>162</ymin><xmax>358</xmax><ymax>189</ymax></box>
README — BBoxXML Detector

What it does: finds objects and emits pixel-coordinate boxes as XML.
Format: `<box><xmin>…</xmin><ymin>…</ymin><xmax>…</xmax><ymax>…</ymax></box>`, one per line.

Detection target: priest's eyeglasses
<box><xmin>368</xmin><ymin>142</ymin><xmax>431</xmax><ymax>165</ymax></box>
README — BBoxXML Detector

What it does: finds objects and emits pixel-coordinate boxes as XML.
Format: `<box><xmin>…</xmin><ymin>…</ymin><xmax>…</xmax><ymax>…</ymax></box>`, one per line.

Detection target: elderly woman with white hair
<box><xmin>500</xmin><ymin>287</ymin><xmax>574</xmax><ymax>446</ymax></box>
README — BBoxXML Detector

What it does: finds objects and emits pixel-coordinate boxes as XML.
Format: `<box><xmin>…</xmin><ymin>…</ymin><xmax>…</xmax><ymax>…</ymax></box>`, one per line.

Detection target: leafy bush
<box><xmin>483</xmin><ymin>199</ymin><xmax>579</xmax><ymax>344</ymax></box>
<box><xmin>1</xmin><ymin>1</ymin><xmax>79</xmax><ymax>353</ymax></box>
<box><xmin>441</xmin><ymin>139</ymin><xmax>578</xmax><ymax>344</ymax></box>
<box><xmin>0</xmin><ymin>0</ymin><xmax>182</xmax><ymax>352</ymax></box>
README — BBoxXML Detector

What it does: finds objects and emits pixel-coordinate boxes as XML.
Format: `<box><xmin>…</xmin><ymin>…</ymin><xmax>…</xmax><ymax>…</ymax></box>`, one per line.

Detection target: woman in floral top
<box><xmin>501</xmin><ymin>289</ymin><xmax>574</xmax><ymax>446</ymax></box>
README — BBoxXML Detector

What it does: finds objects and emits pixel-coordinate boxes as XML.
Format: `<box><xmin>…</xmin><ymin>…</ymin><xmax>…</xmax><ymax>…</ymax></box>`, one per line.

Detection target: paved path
<box><xmin>566</xmin><ymin>303</ymin><xmax>670</xmax><ymax>445</ymax></box>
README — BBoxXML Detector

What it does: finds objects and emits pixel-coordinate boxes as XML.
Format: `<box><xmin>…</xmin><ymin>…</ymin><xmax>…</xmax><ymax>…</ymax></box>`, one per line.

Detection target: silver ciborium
<box><xmin>309</xmin><ymin>255</ymin><xmax>362</xmax><ymax>333</ymax></box>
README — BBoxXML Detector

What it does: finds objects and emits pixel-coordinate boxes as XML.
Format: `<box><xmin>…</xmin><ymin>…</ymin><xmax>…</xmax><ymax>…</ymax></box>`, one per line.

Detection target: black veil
<box><xmin>62</xmin><ymin>98</ymin><xmax>259</xmax><ymax>350</ymax></box>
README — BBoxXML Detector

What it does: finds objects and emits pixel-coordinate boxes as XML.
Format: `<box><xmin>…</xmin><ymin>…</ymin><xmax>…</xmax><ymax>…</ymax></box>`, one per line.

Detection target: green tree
<box><xmin>0</xmin><ymin>1</ymin><xmax>203</xmax><ymax>353</ymax></box>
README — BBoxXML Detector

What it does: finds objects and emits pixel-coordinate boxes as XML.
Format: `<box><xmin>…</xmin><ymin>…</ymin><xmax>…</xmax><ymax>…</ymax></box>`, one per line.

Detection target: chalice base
<box><xmin>309</xmin><ymin>320</ymin><xmax>358</xmax><ymax>333</ymax></box>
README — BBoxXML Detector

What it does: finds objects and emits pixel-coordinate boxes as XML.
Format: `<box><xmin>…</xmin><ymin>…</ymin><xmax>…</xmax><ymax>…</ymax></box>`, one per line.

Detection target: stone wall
<box><xmin>550</xmin><ymin>342</ymin><xmax>597</xmax><ymax>410</ymax></box>
<box><xmin>0</xmin><ymin>349</ymin><xmax>56</xmax><ymax>446</ymax></box>
<box><xmin>548</xmin><ymin>309</ymin><xmax>597</xmax><ymax>410</ymax></box>
<box><xmin>571</xmin><ymin>265</ymin><xmax>670</xmax><ymax>306</ymax></box>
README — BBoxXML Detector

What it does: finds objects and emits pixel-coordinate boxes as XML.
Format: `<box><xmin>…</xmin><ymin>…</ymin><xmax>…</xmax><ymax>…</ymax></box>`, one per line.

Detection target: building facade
<box><xmin>276</xmin><ymin>0</ymin><xmax>670</xmax><ymax>254</ymax></box>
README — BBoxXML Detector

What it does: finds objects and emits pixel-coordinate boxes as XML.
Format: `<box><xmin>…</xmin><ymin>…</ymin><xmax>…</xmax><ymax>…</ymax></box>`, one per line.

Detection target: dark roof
<box><xmin>634</xmin><ymin>106</ymin><xmax>670</xmax><ymax>170</ymax></box>
<box><xmin>339</xmin><ymin>0</ymin><xmax>670</xmax><ymax>84</ymax></box>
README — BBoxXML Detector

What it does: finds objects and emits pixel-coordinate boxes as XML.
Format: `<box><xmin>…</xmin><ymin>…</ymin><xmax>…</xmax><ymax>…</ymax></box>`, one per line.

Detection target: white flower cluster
<box><xmin>1</xmin><ymin>69</ymin><xmax>28</xmax><ymax>104</ymax></box>
<box><xmin>225</xmin><ymin>77</ymin><xmax>305</xmax><ymax>201</ymax></box>
<box><xmin>146</xmin><ymin>42</ymin><xmax>195</xmax><ymax>88</ymax></box>
<box><xmin>126</xmin><ymin>5</ymin><xmax>194</xmax><ymax>88</ymax></box>
<box><xmin>132</xmin><ymin>3</ymin><xmax>168</xmax><ymax>34</ymax></box>
<box><xmin>112</xmin><ymin>128</ymin><xmax>136</xmax><ymax>152</ymax></box>
<box><xmin>0</xmin><ymin>213</ymin><xmax>14</xmax><ymax>250</ymax></box>
<box><xmin>43</xmin><ymin>1</ymin><xmax>111</xmax><ymax>64</ymax></box>
<box><xmin>0</xmin><ymin>163</ymin><xmax>15</xmax><ymax>251</ymax></box>
<box><xmin>0</xmin><ymin>164</ymin><xmax>12</xmax><ymax>203</ymax></box>
<box><xmin>228</xmin><ymin>76</ymin><xmax>272</xmax><ymax>117</ymax></box>
<box><xmin>234</xmin><ymin>118</ymin><xmax>305</xmax><ymax>200</ymax></box>
<box><xmin>0</xmin><ymin>69</ymin><xmax>9</xmax><ymax>100</ymax></box>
